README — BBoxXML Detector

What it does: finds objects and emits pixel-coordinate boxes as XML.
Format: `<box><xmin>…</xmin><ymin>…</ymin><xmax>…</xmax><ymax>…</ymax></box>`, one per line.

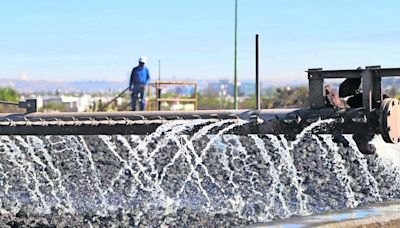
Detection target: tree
<box><xmin>0</xmin><ymin>87</ymin><xmax>19</xmax><ymax>102</ymax></box>
<box><xmin>388</xmin><ymin>85</ymin><xmax>398</xmax><ymax>98</ymax></box>
<box><xmin>265</xmin><ymin>86</ymin><xmax>309</xmax><ymax>108</ymax></box>
<box><xmin>0</xmin><ymin>87</ymin><xmax>21</xmax><ymax>113</ymax></box>
<box><xmin>39</xmin><ymin>102</ymin><xmax>68</xmax><ymax>112</ymax></box>
<box><xmin>198</xmin><ymin>91</ymin><xmax>232</xmax><ymax>110</ymax></box>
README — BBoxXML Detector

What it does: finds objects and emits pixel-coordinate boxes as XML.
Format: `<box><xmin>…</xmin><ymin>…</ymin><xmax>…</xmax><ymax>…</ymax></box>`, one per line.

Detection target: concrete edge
<box><xmin>315</xmin><ymin>212</ymin><xmax>400</xmax><ymax>228</ymax></box>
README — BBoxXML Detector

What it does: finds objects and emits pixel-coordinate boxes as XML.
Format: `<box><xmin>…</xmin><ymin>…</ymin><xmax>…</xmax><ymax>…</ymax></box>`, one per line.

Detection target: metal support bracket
<box><xmin>18</xmin><ymin>99</ymin><xmax>37</xmax><ymax>114</ymax></box>
<box><xmin>362</xmin><ymin>69</ymin><xmax>373</xmax><ymax>111</ymax></box>
<box><xmin>308</xmin><ymin>68</ymin><xmax>325</xmax><ymax>109</ymax></box>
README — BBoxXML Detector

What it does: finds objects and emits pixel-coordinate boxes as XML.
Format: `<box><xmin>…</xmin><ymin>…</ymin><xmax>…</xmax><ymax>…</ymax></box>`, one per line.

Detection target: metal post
<box><xmin>158</xmin><ymin>59</ymin><xmax>161</xmax><ymax>81</ymax></box>
<box><xmin>157</xmin><ymin>60</ymin><xmax>162</xmax><ymax>110</ymax></box>
<box><xmin>157</xmin><ymin>87</ymin><xmax>162</xmax><ymax>111</ymax></box>
<box><xmin>362</xmin><ymin>69</ymin><xmax>373</xmax><ymax>111</ymax></box>
<box><xmin>308</xmin><ymin>68</ymin><xmax>325</xmax><ymax>109</ymax></box>
<box><xmin>233</xmin><ymin>0</ymin><xmax>238</xmax><ymax>109</ymax></box>
<box><xmin>255</xmin><ymin>34</ymin><xmax>260</xmax><ymax>110</ymax></box>
<box><xmin>147</xmin><ymin>84</ymin><xmax>152</xmax><ymax>110</ymax></box>
<box><xmin>156</xmin><ymin>81</ymin><xmax>162</xmax><ymax>111</ymax></box>
<box><xmin>366</xmin><ymin>66</ymin><xmax>382</xmax><ymax>109</ymax></box>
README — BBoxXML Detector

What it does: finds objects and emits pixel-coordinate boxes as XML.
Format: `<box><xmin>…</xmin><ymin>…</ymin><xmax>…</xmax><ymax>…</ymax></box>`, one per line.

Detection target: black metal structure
<box><xmin>308</xmin><ymin>66</ymin><xmax>399</xmax><ymax>110</ymax></box>
<box><xmin>0</xmin><ymin>99</ymin><xmax>37</xmax><ymax>114</ymax></box>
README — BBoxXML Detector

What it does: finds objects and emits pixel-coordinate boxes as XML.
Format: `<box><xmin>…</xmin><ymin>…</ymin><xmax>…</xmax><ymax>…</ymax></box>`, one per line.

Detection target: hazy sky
<box><xmin>1</xmin><ymin>0</ymin><xmax>399</xmax><ymax>83</ymax></box>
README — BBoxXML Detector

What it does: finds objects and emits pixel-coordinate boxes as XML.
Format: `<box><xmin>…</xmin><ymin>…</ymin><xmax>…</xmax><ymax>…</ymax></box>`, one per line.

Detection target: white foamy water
<box><xmin>371</xmin><ymin>135</ymin><xmax>400</xmax><ymax>165</ymax></box>
<box><xmin>318</xmin><ymin>135</ymin><xmax>358</xmax><ymax>208</ymax></box>
<box><xmin>267</xmin><ymin>135</ymin><xmax>310</xmax><ymax>216</ymax></box>
<box><xmin>344</xmin><ymin>135</ymin><xmax>382</xmax><ymax>201</ymax></box>
<box><xmin>0</xmin><ymin>118</ymin><xmax>400</xmax><ymax>226</ymax></box>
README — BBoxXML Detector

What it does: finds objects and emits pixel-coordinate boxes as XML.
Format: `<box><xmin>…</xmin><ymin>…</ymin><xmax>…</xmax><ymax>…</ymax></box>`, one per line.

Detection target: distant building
<box><xmin>239</xmin><ymin>81</ymin><xmax>256</xmax><ymax>97</ymax></box>
<box><xmin>77</xmin><ymin>95</ymin><xmax>92</xmax><ymax>112</ymax></box>
<box><xmin>37</xmin><ymin>95</ymin><xmax>93</xmax><ymax>112</ymax></box>
<box><xmin>201</xmin><ymin>79</ymin><xmax>234</xmax><ymax>96</ymax></box>
<box><xmin>198</xmin><ymin>79</ymin><xmax>260</xmax><ymax>97</ymax></box>
<box><xmin>35</xmin><ymin>96</ymin><xmax>43</xmax><ymax>110</ymax></box>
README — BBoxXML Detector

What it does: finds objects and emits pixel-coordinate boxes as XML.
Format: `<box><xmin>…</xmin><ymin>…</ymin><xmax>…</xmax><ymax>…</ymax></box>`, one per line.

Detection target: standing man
<box><xmin>129</xmin><ymin>56</ymin><xmax>150</xmax><ymax>111</ymax></box>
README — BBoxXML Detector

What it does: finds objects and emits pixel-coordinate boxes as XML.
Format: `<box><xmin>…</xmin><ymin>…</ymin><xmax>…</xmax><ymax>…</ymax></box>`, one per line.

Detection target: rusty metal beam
<box><xmin>307</xmin><ymin>68</ymin><xmax>400</xmax><ymax>79</ymax></box>
<box><xmin>0</xmin><ymin>108</ymin><xmax>379</xmax><ymax>136</ymax></box>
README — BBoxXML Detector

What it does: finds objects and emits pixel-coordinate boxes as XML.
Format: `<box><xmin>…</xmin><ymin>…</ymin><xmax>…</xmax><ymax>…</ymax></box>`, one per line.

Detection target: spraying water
<box><xmin>0</xmin><ymin>119</ymin><xmax>399</xmax><ymax>226</ymax></box>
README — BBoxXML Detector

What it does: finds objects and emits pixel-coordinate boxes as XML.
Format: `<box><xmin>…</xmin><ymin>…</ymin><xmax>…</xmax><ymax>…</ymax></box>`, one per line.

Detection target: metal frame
<box><xmin>308</xmin><ymin>66</ymin><xmax>400</xmax><ymax>110</ymax></box>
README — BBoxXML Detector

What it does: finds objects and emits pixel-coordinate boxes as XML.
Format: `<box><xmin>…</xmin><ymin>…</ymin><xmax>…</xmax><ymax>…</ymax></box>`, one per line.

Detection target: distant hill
<box><xmin>1</xmin><ymin>77</ymin><xmax>397</xmax><ymax>94</ymax></box>
<box><xmin>0</xmin><ymin>79</ymin><xmax>127</xmax><ymax>93</ymax></box>
<box><xmin>1</xmin><ymin>78</ymin><xmax>297</xmax><ymax>93</ymax></box>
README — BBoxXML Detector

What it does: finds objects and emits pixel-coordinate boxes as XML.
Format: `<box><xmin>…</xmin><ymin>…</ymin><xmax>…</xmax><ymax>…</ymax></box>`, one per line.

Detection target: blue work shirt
<box><xmin>130</xmin><ymin>66</ymin><xmax>150</xmax><ymax>87</ymax></box>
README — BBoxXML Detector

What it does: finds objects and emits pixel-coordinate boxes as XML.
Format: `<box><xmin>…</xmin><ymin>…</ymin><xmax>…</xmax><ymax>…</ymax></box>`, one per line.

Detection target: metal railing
<box><xmin>147</xmin><ymin>81</ymin><xmax>198</xmax><ymax>111</ymax></box>
<box><xmin>95</xmin><ymin>81</ymin><xmax>198</xmax><ymax>112</ymax></box>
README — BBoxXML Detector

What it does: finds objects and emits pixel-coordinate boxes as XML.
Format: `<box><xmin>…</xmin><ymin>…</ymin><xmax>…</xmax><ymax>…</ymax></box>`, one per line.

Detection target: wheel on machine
<box><xmin>380</xmin><ymin>98</ymin><xmax>400</xmax><ymax>144</ymax></box>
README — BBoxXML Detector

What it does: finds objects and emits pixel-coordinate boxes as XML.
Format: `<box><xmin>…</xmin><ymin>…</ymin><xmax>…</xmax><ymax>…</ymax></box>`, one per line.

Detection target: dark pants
<box><xmin>131</xmin><ymin>85</ymin><xmax>146</xmax><ymax>111</ymax></box>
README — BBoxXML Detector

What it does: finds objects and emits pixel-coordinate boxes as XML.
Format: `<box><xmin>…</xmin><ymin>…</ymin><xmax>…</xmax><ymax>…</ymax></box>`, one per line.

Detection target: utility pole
<box><xmin>158</xmin><ymin>59</ymin><xmax>161</xmax><ymax>81</ymax></box>
<box><xmin>255</xmin><ymin>34</ymin><xmax>260</xmax><ymax>110</ymax></box>
<box><xmin>233</xmin><ymin>0</ymin><xmax>238</xmax><ymax>109</ymax></box>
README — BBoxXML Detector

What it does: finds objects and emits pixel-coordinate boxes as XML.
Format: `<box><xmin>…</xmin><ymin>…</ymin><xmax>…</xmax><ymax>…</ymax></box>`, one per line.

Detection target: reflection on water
<box><xmin>264</xmin><ymin>200</ymin><xmax>400</xmax><ymax>227</ymax></box>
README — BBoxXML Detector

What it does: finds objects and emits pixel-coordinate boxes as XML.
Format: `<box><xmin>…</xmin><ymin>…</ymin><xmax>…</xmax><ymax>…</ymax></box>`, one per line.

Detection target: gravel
<box><xmin>0</xmin><ymin>130</ymin><xmax>399</xmax><ymax>227</ymax></box>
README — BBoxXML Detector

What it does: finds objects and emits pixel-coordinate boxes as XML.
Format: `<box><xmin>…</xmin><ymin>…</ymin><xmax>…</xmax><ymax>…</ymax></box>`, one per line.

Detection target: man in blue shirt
<box><xmin>129</xmin><ymin>56</ymin><xmax>150</xmax><ymax>111</ymax></box>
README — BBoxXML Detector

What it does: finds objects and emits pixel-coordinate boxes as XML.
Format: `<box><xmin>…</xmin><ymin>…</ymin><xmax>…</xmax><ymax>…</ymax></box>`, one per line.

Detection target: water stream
<box><xmin>0</xmin><ymin>119</ymin><xmax>399</xmax><ymax>227</ymax></box>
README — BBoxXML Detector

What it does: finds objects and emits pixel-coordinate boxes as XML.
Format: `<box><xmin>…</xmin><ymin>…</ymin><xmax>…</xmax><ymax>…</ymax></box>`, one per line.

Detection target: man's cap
<box><xmin>138</xmin><ymin>56</ymin><xmax>147</xmax><ymax>64</ymax></box>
